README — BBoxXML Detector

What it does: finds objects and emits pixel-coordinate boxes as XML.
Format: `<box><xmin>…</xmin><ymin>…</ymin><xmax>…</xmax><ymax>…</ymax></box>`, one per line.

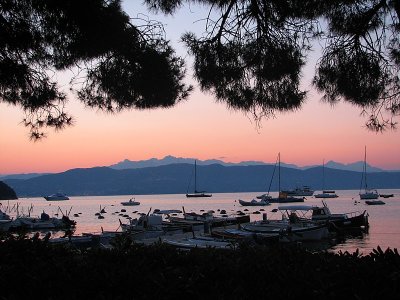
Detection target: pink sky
<box><xmin>1</xmin><ymin>2</ymin><xmax>400</xmax><ymax>174</ymax></box>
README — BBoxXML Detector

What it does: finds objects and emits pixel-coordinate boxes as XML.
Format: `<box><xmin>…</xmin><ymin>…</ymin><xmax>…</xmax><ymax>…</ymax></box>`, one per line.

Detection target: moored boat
<box><xmin>308</xmin><ymin>201</ymin><xmax>369</xmax><ymax>230</ymax></box>
<box><xmin>380</xmin><ymin>194</ymin><xmax>394</xmax><ymax>198</ymax></box>
<box><xmin>281</xmin><ymin>185</ymin><xmax>314</xmax><ymax>197</ymax></box>
<box><xmin>121</xmin><ymin>198</ymin><xmax>140</xmax><ymax>206</ymax></box>
<box><xmin>186</xmin><ymin>160</ymin><xmax>212</xmax><ymax>198</ymax></box>
<box><xmin>314</xmin><ymin>191</ymin><xmax>338</xmax><ymax>198</ymax></box>
<box><xmin>365</xmin><ymin>200</ymin><xmax>385</xmax><ymax>205</ymax></box>
<box><xmin>238</xmin><ymin>198</ymin><xmax>271</xmax><ymax>206</ymax></box>
<box><xmin>359</xmin><ymin>146</ymin><xmax>379</xmax><ymax>200</ymax></box>
<box><xmin>360</xmin><ymin>189</ymin><xmax>379</xmax><ymax>200</ymax></box>
<box><xmin>44</xmin><ymin>193</ymin><xmax>69</xmax><ymax>201</ymax></box>
<box><xmin>268</xmin><ymin>192</ymin><xmax>305</xmax><ymax>203</ymax></box>
<box><xmin>167</xmin><ymin>210</ymin><xmax>250</xmax><ymax>228</ymax></box>
<box><xmin>162</xmin><ymin>236</ymin><xmax>235</xmax><ymax>250</ymax></box>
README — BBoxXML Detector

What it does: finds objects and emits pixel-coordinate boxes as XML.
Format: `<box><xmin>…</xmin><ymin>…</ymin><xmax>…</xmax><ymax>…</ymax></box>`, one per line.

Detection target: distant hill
<box><xmin>4</xmin><ymin>164</ymin><xmax>400</xmax><ymax>197</ymax></box>
<box><xmin>0</xmin><ymin>173</ymin><xmax>52</xmax><ymax>180</ymax></box>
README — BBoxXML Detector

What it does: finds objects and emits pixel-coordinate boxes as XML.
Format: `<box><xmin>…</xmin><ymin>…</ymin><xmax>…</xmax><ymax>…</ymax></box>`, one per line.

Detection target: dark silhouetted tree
<box><xmin>0</xmin><ymin>0</ymin><xmax>191</xmax><ymax>139</ymax></box>
<box><xmin>147</xmin><ymin>0</ymin><xmax>400</xmax><ymax>131</ymax></box>
<box><xmin>1</xmin><ymin>0</ymin><xmax>399</xmax><ymax>138</ymax></box>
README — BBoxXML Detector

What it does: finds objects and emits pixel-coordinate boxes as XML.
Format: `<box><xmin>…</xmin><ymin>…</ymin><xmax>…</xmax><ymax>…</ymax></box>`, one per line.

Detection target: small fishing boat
<box><xmin>365</xmin><ymin>200</ymin><xmax>385</xmax><ymax>205</ymax></box>
<box><xmin>380</xmin><ymin>194</ymin><xmax>394</xmax><ymax>198</ymax></box>
<box><xmin>238</xmin><ymin>198</ymin><xmax>271</xmax><ymax>206</ymax></box>
<box><xmin>121</xmin><ymin>198</ymin><xmax>140</xmax><ymax>206</ymax></box>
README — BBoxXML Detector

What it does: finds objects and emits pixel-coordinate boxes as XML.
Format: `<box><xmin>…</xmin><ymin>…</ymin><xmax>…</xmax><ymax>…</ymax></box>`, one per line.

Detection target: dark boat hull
<box><xmin>186</xmin><ymin>193</ymin><xmax>212</xmax><ymax>198</ymax></box>
<box><xmin>269</xmin><ymin>197</ymin><xmax>305</xmax><ymax>203</ymax></box>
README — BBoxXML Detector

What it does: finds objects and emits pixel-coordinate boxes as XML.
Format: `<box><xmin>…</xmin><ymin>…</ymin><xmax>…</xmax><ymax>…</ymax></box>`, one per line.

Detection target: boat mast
<box><xmin>364</xmin><ymin>146</ymin><xmax>368</xmax><ymax>191</ymax></box>
<box><xmin>322</xmin><ymin>159</ymin><xmax>325</xmax><ymax>191</ymax></box>
<box><xmin>278</xmin><ymin>152</ymin><xmax>281</xmax><ymax>193</ymax></box>
<box><xmin>267</xmin><ymin>153</ymin><xmax>279</xmax><ymax>195</ymax></box>
<box><xmin>194</xmin><ymin>160</ymin><xmax>197</xmax><ymax>193</ymax></box>
<box><xmin>360</xmin><ymin>145</ymin><xmax>368</xmax><ymax>193</ymax></box>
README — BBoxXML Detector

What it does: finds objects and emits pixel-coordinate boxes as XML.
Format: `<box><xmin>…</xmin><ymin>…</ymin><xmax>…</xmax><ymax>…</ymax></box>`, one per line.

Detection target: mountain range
<box><xmin>1</xmin><ymin>155</ymin><xmax>390</xmax><ymax>180</ymax></box>
<box><xmin>3</xmin><ymin>162</ymin><xmax>400</xmax><ymax>197</ymax></box>
<box><xmin>109</xmin><ymin>155</ymin><xmax>387</xmax><ymax>172</ymax></box>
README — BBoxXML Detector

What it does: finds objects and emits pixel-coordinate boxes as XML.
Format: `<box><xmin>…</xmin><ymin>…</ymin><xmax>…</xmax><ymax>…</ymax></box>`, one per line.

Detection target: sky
<box><xmin>1</xmin><ymin>1</ymin><xmax>400</xmax><ymax>175</ymax></box>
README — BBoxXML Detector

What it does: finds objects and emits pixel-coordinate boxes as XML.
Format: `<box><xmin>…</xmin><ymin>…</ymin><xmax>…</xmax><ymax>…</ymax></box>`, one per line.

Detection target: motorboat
<box><xmin>167</xmin><ymin>209</ymin><xmax>250</xmax><ymax>228</ymax></box>
<box><xmin>241</xmin><ymin>221</ymin><xmax>329</xmax><ymax>242</ymax></box>
<box><xmin>44</xmin><ymin>193</ymin><xmax>69</xmax><ymax>201</ymax></box>
<box><xmin>241</xmin><ymin>207</ymin><xmax>330</xmax><ymax>242</ymax></box>
<box><xmin>238</xmin><ymin>198</ymin><xmax>271</xmax><ymax>206</ymax></box>
<box><xmin>314</xmin><ymin>191</ymin><xmax>339</xmax><ymax>198</ymax></box>
<box><xmin>308</xmin><ymin>201</ymin><xmax>369</xmax><ymax>230</ymax></box>
<box><xmin>121</xmin><ymin>198</ymin><xmax>140</xmax><ymax>206</ymax></box>
<box><xmin>281</xmin><ymin>185</ymin><xmax>314</xmax><ymax>196</ymax></box>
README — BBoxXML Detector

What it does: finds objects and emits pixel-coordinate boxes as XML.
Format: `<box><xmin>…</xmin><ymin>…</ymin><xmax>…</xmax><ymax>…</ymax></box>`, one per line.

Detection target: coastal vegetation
<box><xmin>0</xmin><ymin>181</ymin><xmax>17</xmax><ymax>200</ymax></box>
<box><xmin>0</xmin><ymin>233</ymin><xmax>399</xmax><ymax>298</ymax></box>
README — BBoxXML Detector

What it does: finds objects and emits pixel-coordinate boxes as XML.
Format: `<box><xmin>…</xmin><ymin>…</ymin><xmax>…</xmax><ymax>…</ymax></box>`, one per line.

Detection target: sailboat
<box><xmin>268</xmin><ymin>153</ymin><xmax>305</xmax><ymax>203</ymax></box>
<box><xmin>359</xmin><ymin>146</ymin><xmax>379</xmax><ymax>200</ymax></box>
<box><xmin>314</xmin><ymin>160</ymin><xmax>338</xmax><ymax>198</ymax></box>
<box><xmin>255</xmin><ymin>153</ymin><xmax>279</xmax><ymax>200</ymax></box>
<box><xmin>186</xmin><ymin>160</ymin><xmax>212</xmax><ymax>198</ymax></box>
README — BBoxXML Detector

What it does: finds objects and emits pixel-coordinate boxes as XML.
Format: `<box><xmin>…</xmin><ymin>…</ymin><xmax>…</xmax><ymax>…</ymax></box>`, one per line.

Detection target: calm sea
<box><xmin>2</xmin><ymin>189</ymin><xmax>400</xmax><ymax>255</ymax></box>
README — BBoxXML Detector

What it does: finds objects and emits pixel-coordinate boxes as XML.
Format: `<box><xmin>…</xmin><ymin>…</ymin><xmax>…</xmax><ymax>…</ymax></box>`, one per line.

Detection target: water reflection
<box><xmin>1</xmin><ymin>189</ymin><xmax>400</xmax><ymax>254</ymax></box>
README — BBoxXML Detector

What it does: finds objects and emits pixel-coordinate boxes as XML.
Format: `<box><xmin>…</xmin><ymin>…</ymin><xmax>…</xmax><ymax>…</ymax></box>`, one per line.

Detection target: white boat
<box><xmin>186</xmin><ymin>160</ymin><xmax>212</xmax><ymax>198</ymax></box>
<box><xmin>314</xmin><ymin>191</ymin><xmax>338</xmax><ymax>198</ymax></box>
<box><xmin>283</xmin><ymin>202</ymin><xmax>369</xmax><ymax>231</ymax></box>
<box><xmin>359</xmin><ymin>146</ymin><xmax>379</xmax><ymax>200</ymax></box>
<box><xmin>8</xmin><ymin>212</ymin><xmax>76</xmax><ymax>231</ymax></box>
<box><xmin>44</xmin><ymin>193</ymin><xmax>69</xmax><ymax>201</ymax></box>
<box><xmin>314</xmin><ymin>159</ymin><xmax>338</xmax><ymax>198</ymax></box>
<box><xmin>121</xmin><ymin>198</ymin><xmax>140</xmax><ymax>206</ymax></box>
<box><xmin>360</xmin><ymin>189</ymin><xmax>379</xmax><ymax>200</ymax></box>
<box><xmin>241</xmin><ymin>206</ymin><xmax>330</xmax><ymax>242</ymax></box>
<box><xmin>167</xmin><ymin>209</ymin><xmax>250</xmax><ymax>228</ymax></box>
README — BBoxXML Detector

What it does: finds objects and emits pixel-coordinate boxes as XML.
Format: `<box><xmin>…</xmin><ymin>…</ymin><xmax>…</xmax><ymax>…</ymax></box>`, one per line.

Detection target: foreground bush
<box><xmin>0</xmin><ymin>236</ymin><xmax>399</xmax><ymax>299</ymax></box>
